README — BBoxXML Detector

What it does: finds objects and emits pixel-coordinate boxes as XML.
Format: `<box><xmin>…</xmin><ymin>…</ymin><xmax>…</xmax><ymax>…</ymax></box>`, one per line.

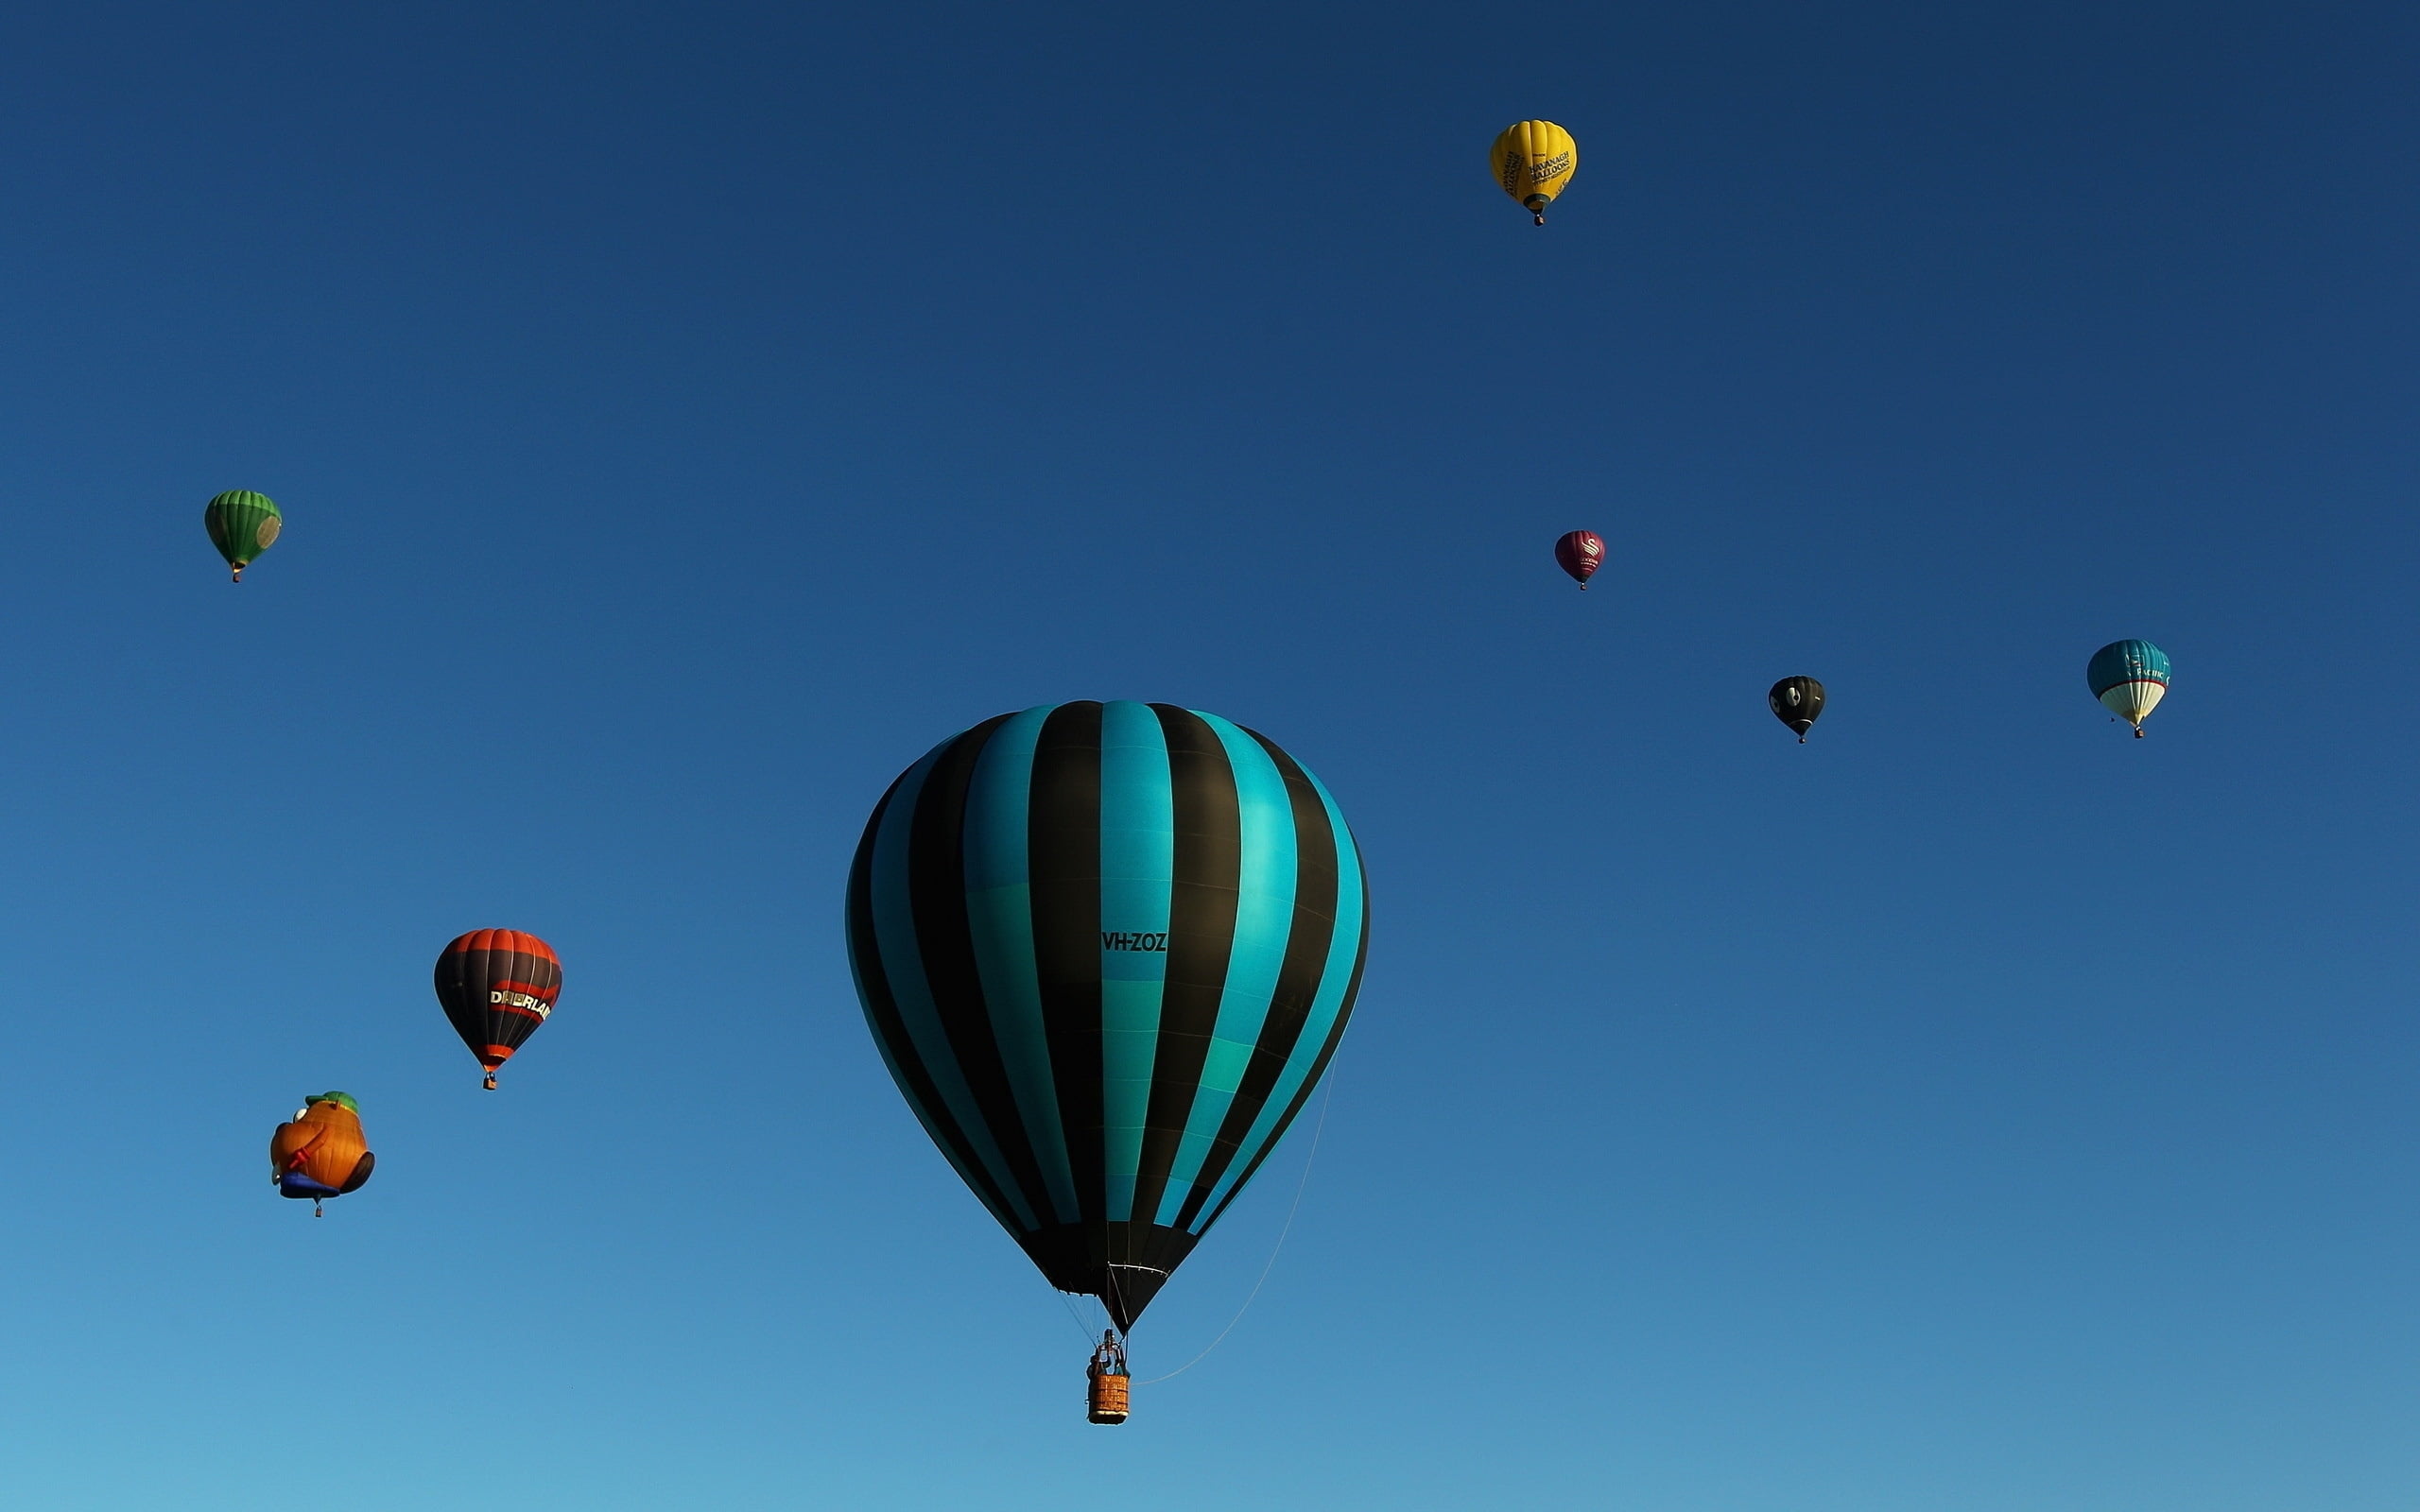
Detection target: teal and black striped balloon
<box><xmin>846</xmin><ymin>701</ymin><xmax>1368</xmax><ymax>1331</ymax></box>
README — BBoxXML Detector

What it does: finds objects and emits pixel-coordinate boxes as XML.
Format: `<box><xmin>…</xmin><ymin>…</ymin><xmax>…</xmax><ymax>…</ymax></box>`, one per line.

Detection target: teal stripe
<box><xmin>961</xmin><ymin>706</ymin><xmax>1078</xmax><ymax>1224</ymax></box>
<box><xmin>1154</xmin><ymin>713</ymin><xmax>1297</xmax><ymax>1226</ymax></box>
<box><xmin>853</xmin><ymin>979</ymin><xmax>1023</xmax><ymax>1235</ymax></box>
<box><xmin>869</xmin><ymin>745</ymin><xmax>1039</xmax><ymax>1231</ymax></box>
<box><xmin>1096</xmin><ymin>700</ymin><xmax>1173</xmax><ymax>1222</ymax></box>
<box><xmin>1190</xmin><ymin>766</ymin><xmax>1363</xmax><ymax>1231</ymax></box>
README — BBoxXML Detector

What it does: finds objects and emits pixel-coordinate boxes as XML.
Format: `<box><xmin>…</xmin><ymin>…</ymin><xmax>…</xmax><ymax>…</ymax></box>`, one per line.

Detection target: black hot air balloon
<box><xmin>1769</xmin><ymin>677</ymin><xmax>1825</xmax><ymax>742</ymax></box>
<box><xmin>434</xmin><ymin>930</ymin><xmax>563</xmax><ymax>1090</ymax></box>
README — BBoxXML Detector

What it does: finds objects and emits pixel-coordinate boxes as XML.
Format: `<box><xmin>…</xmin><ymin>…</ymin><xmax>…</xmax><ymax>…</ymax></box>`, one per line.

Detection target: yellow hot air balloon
<box><xmin>1490</xmin><ymin>120</ymin><xmax>1577</xmax><ymax>224</ymax></box>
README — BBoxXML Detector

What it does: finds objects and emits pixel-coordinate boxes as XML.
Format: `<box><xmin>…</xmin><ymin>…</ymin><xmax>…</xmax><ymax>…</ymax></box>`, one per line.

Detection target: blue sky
<box><xmin>0</xmin><ymin>2</ymin><xmax>2413</xmax><ymax>1507</ymax></box>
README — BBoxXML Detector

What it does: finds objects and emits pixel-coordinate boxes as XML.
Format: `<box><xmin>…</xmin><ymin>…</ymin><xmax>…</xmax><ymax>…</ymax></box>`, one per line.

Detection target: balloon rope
<box><xmin>1057</xmin><ymin>1290</ymin><xmax>1102</xmax><ymax>1342</ymax></box>
<box><xmin>1134</xmin><ymin>1068</ymin><xmax>1339</xmax><ymax>1386</ymax></box>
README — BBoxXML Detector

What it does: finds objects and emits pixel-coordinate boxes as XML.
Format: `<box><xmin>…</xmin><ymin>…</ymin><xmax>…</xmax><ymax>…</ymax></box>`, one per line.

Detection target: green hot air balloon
<box><xmin>847</xmin><ymin>701</ymin><xmax>1368</xmax><ymax>1417</ymax></box>
<box><xmin>202</xmin><ymin>490</ymin><xmax>282</xmax><ymax>582</ymax></box>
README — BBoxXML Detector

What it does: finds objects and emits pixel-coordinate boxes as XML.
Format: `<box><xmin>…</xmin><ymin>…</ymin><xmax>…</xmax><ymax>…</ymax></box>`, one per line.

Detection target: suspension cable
<box><xmin>1134</xmin><ymin>1067</ymin><xmax>1340</xmax><ymax>1385</ymax></box>
<box><xmin>1057</xmin><ymin>1289</ymin><xmax>1102</xmax><ymax>1342</ymax></box>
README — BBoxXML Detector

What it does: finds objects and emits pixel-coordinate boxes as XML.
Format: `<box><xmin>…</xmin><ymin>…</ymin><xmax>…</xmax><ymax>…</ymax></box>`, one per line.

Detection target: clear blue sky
<box><xmin>0</xmin><ymin>3</ymin><xmax>2412</xmax><ymax>1507</ymax></box>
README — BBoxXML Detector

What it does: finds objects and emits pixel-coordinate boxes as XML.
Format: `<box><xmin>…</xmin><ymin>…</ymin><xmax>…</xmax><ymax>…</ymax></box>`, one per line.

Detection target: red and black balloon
<box><xmin>434</xmin><ymin>929</ymin><xmax>563</xmax><ymax>1089</ymax></box>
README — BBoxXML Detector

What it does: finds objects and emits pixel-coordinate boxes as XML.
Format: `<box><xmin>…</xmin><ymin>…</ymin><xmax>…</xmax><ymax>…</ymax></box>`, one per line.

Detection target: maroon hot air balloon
<box><xmin>1554</xmin><ymin>530</ymin><xmax>1605</xmax><ymax>589</ymax></box>
<box><xmin>434</xmin><ymin>929</ymin><xmax>563</xmax><ymax>1090</ymax></box>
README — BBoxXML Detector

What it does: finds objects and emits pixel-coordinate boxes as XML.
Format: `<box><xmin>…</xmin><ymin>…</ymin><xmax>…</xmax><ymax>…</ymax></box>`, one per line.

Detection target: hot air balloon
<box><xmin>203</xmin><ymin>490</ymin><xmax>281</xmax><ymax>582</ymax></box>
<box><xmin>2087</xmin><ymin>640</ymin><xmax>2169</xmax><ymax>738</ymax></box>
<box><xmin>434</xmin><ymin>930</ymin><xmax>562</xmax><ymax>1090</ymax></box>
<box><xmin>1490</xmin><ymin>120</ymin><xmax>1577</xmax><ymax>224</ymax></box>
<box><xmin>847</xmin><ymin>701</ymin><xmax>1368</xmax><ymax>1420</ymax></box>
<box><xmin>1769</xmin><ymin>677</ymin><xmax>1825</xmax><ymax>742</ymax></box>
<box><xmin>270</xmin><ymin>1092</ymin><xmax>374</xmax><ymax>1216</ymax></box>
<box><xmin>1555</xmin><ymin>530</ymin><xmax>1605</xmax><ymax>588</ymax></box>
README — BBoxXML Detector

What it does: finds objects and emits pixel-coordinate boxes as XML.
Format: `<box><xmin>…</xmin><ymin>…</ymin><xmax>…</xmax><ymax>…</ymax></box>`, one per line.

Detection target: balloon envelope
<box><xmin>270</xmin><ymin>1092</ymin><xmax>374</xmax><ymax>1202</ymax></box>
<box><xmin>2087</xmin><ymin>640</ymin><xmax>2170</xmax><ymax>731</ymax></box>
<box><xmin>434</xmin><ymin>930</ymin><xmax>563</xmax><ymax>1084</ymax></box>
<box><xmin>846</xmin><ymin>701</ymin><xmax>1368</xmax><ymax>1330</ymax></box>
<box><xmin>1490</xmin><ymin>120</ymin><xmax>1577</xmax><ymax>222</ymax></box>
<box><xmin>1554</xmin><ymin>530</ymin><xmax>1605</xmax><ymax>587</ymax></box>
<box><xmin>1769</xmin><ymin>677</ymin><xmax>1825</xmax><ymax>739</ymax></box>
<box><xmin>202</xmin><ymin>490</ymin><xmax>282</xmax><ymax>581</ymax></box>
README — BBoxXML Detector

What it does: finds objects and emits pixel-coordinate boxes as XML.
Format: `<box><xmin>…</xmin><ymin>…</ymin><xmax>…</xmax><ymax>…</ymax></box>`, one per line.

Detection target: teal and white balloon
<box><xmin>2087</xmin><ymin>639</ymin><xmax>2170</xmax><ymax>737</ymax></box>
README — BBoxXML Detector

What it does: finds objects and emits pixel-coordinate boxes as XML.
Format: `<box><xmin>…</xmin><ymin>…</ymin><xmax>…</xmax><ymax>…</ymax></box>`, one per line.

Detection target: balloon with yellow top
<box><xmin>1490</xmin><ymin>120</ymin><xmax>1578</xmax><ymax>224</ymax></box>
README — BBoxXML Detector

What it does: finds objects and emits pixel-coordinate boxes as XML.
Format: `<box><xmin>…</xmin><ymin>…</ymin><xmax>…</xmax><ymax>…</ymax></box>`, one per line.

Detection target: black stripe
<box><xmin>439</xmin><ymin>949</ymin><xmax>551</xmax><ymax>1056</ymax></box>
<box><xmin>1028</xmin><ymin>702</ymin><xmax>1106</xmax><ymax>1225</ymax></box>
<box><xmin>846</xmin><ymin>765</ymin><xmax>1023</xmax><ymax>1232</ymax></box>
<box><xmin>485</xmin><ymin>953</ymin><xmax>526</xmax><ymax>1052</ymax></box>
<box><xmin>489</xmin><ymin>949</ymin><xmax>559</xmax><ymax>1052</ymax></box>
<box><xmin>1128</xmin><ymin>706</ymin><xmax>1243</xmax><ymax>1234</ymax></box>
<box><xmin>905</xmin><ymin>714</ymin><xmax>1059</xmax><ymax>1231</ymax></box>
<box><xmin>434</xmin><ymin>954</ymin><xmax>479</xmax><ymax>1052</ymax></box>
<box><xmin>1172</xmin><ymin>729</ymin><xmax>1342</xmax><ymax>1229</ymax></box>
<box><xmin>1198</xmin><ymin>841</ymin><xmax>1369</xmax><ymax>1233</ymax></box>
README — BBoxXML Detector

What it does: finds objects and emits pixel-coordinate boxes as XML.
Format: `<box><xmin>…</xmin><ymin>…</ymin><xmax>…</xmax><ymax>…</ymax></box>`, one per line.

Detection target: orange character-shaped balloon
<box><xmin>270</xmin><ymin>1091</ymin><xmax>375</xmax><ymax>1216</ymax></box>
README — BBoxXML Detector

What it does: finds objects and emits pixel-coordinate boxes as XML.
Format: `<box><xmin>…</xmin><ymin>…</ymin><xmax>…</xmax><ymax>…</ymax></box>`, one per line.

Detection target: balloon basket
<box><xmin>1087</xmin><ymin>1370</ymin><xmax>1130</xmax><ymax>1425</ymax></box>
<box><xmin>1086</xmin><ymin>1332</ymin><xmax>1130</xmax><ymax>1425</ymax></box>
